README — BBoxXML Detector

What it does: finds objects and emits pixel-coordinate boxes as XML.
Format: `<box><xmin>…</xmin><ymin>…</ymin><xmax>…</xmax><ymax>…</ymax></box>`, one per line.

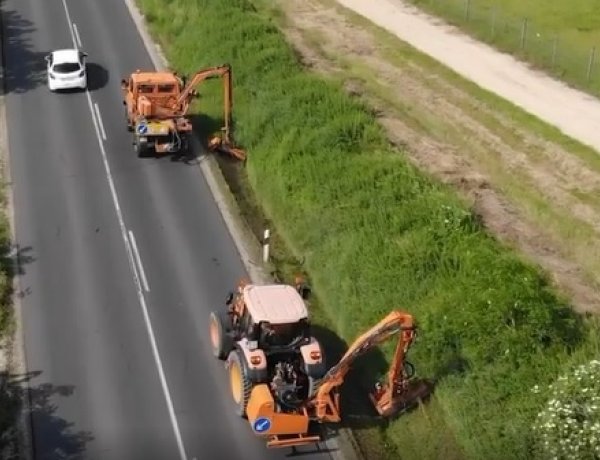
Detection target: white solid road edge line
<box><xmin>93</xmin><ymin>102</ymin><xmax>107</xmax><ymax>141</ymax></box>
<box><xmin>72</xmin><ymin>22</ymin><xmax>82</xmax><ymax>48</ymax></box>
<box><xmin>59</xmin><ymin>1</ymin><xmax>188</xmax><ymax>459</ymax></box>
<box><xmin>86</xmin><ymin>71</ymin><xmax>189</xmax><ymax>460</ymax></box>
<box><xmin>128</xmin><ymin>230</ymin><xmax>150</xmax><ymax>292</ymax></box>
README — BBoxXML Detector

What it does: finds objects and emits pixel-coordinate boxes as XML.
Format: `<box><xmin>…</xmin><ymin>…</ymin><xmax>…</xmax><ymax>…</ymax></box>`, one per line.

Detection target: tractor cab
<box><xmin>122</xmin><ymin>71</ymin><xmax>183</xmax><ymax>119</ymax></box>
<box><xmin>233</xmin><ymin>284</ymin><xmax>311</xmax><ymax>351</ymax></box>
<box><xmin>125</xmin><ymin>71</ymin><xmax>181</xmax><ymax>97</ymax></box>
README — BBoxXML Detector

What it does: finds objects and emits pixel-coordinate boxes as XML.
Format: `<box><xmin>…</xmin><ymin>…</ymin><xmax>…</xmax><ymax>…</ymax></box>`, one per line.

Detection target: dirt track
<box><xmin>336</xmin><ymin>0</ymin><xmax>600</xmax><ymax>154</ymax></box>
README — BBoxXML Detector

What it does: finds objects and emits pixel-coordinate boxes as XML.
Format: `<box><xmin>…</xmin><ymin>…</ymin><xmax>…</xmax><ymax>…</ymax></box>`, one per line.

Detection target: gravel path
<box><xmin>336</xmin><ymin>0</ymin><xmax>600</xmax><ymax>153</ymax></box>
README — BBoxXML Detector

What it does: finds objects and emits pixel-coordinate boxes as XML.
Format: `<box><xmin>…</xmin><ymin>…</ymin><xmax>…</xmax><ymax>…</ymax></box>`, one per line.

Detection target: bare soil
<box><xmin>268</xmin><ymin>0</ymin><xmax>600</xmax><ymax>313</ymax></box>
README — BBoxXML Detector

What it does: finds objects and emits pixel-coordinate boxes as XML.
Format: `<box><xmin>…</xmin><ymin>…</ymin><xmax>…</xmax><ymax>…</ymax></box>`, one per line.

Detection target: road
<box><xmin>1</xmin><ymin>0</ymin><xmax>333</xmax><ymax>459</ymax></box>
<box><xmin>336</xmin><ymin>0</ymin><xmax>600</xmax><ymax>154</ymax></box>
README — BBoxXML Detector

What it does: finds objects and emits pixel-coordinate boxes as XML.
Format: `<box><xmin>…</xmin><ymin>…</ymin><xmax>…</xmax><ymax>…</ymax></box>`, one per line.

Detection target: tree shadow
<box><xmin>309</xmin><ymin>324</ymin><xmax>433</xmax><ymax>436</ymax></box>
<box><xmin>0</xmin><ymin>371</ymin><xmax>93</xmax><ymax>460</ymax></box>
<box><xmin>1</xmin><ymin>1</ymin><xmax>47</xmax><ymax>94</ymax></box>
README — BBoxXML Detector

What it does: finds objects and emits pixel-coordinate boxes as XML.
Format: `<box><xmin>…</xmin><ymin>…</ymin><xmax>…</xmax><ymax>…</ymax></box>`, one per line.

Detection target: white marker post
<box><xmin>262</xmin><ymin>229</ymin><xmax>270</xmax><ymax>263</ymax></box>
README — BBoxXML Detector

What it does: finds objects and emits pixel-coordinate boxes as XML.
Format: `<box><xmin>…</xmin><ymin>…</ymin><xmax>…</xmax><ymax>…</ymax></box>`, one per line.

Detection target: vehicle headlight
<box><xmin>49</xmin><ymin>73</ymin><xmax>55</xmax><ymax>79</ymax></box>
<box><xmin>78</xmin><ymin>70</ymin><xmax>85</xmax><ymax>77</ymax></box>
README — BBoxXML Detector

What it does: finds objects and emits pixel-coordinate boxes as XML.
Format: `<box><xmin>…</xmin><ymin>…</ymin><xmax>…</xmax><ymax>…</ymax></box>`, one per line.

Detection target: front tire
<box><xmin>209</xmin><ymin>311</ymin><xmax>233</xmax><ymax>360</ymax></box>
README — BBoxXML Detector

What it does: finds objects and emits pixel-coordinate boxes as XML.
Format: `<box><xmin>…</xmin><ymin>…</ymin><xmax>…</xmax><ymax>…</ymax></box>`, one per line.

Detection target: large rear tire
<box><xmin>134</xmin><ymin>137</ymin><xmax>150</xmax><ymax>158</ymax></box>
<box><xmin>228</xmin><ymin>350</ymin><xmax>252</xmax><ymax>418</ymax></box>
<box><xmin>209</xmin><ymin>311</ymin><xmax>233</xmax><ymax>360</ymax></box>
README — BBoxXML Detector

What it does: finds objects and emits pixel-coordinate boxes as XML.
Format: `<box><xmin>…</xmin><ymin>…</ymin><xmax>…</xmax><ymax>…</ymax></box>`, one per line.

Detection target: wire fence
<box><xmin>408</xmin><ymin>0</ymin><xmax>600</xmax><ymax>97</ymax></box>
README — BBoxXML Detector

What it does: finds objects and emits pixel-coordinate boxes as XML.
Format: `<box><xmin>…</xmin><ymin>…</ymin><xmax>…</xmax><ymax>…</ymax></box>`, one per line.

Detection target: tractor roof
<box><xmin>130</xmin><ymin>71</ymin><xmax>180</xmax><ymax>85</ymax></box>
<box><xmin>242</xmin><ymin>284</ymin><xmax>308</xmax><ymax>325</ymax></box>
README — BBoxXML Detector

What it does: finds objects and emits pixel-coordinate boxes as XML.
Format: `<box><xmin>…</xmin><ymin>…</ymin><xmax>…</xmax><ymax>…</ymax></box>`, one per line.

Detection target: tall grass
<box><xmin>138</xmin><ymin>0</ymin><xmax>600</xmax><ymax>458</ymax></box>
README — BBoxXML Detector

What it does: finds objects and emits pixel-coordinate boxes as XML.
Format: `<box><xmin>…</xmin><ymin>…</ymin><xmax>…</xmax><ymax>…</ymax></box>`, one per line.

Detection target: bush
<box><xmin>533</xmin><ymin>360</ymin><xmax>600</xmax><ymax>459</ymax></box>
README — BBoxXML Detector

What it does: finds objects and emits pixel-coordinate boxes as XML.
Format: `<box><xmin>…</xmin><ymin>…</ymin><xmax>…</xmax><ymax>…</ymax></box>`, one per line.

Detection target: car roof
<box><xmin>51</xmin><ymin>49</ymin><xmax>82</xmax><ymax>63</ymax></box>
<box><xmin>242</xmin><ymin>284</ymin><xmax>308</xmax><ymax>325</ymax></box>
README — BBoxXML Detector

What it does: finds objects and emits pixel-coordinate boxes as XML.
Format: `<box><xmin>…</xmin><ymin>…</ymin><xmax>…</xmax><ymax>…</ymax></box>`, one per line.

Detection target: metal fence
<box><xmin>408</xmin><ymin>0</ymin><xmax>600</xmax><ymax>96</ymax></box>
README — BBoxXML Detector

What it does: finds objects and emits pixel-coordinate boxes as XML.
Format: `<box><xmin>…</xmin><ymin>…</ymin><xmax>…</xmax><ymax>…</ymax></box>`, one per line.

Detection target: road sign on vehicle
<box><xmin>137</xmin><ymin>123</ymin><xmax>148</xmax><ymax>134</ymax></box>
<box><xmin>252</xmin><ymin>417</ymin><xmax>272</xmax><ymax>433</ymax></box>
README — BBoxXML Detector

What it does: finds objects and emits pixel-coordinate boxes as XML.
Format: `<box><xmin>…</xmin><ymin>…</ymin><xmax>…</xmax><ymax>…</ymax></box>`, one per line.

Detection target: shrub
<box><xmin>533</xmin><ymin>360</ymin><xmax>600</xmax><ymax>459</ymax></box>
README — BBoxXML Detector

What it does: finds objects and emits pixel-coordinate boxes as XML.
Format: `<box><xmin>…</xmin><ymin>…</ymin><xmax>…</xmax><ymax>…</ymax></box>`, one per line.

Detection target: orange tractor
<box><xmin>210</xmin><ymin>280</ymin><xmax>432</xmax><ymax>448</ymax></box>
<box><xmin>121</xmin><ymin>64</ymin><xmax>246</xmax><ymax>160</ymax></box>
<box><xmin>210</xmin><ymin>280</ymin><xmax>328</xmax><ymax>416</ymax></box>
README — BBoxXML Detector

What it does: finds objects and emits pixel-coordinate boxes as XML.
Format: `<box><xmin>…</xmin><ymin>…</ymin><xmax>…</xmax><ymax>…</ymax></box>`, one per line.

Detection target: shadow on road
<box><xmin>0</xmin><ymin>371</ymin><xmax>93</xmax><ymax>460</ymax></box>
<box><xmin>86</xmin><ymin>62</ymin><xmax>109</xmax><ymax>92</ymax></box>
<box><xmin>0</xmin><ymin>1</ymin><xmax>46</xmax><ymax>94</ymax></box>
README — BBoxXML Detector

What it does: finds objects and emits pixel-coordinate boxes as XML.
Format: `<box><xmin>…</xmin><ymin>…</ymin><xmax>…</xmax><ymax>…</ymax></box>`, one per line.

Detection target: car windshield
<box><xmin>53</xmin><ymin>62</ymin><xmax>81</xmax><ymax>73</ymax></box>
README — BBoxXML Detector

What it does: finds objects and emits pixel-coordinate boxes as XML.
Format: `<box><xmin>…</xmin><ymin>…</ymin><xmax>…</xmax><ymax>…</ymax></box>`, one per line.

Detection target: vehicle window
<box><xmin>52</xmin><ymin>62</ymin><xmax>81</xmax><ymax>73</ymax></box>
<box><xmin>138</xmin><ymin>85</ymin><xmax>154</xmax><ymax>94</ymax></box>
<box><xmin>157</xmin><ymin>84</ymin><xmax>175</xmax><ymax>93</ymax></box>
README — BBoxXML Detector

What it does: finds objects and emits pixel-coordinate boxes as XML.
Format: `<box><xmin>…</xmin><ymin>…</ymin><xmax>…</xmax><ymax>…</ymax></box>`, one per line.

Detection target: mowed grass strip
<box><xmin>137</xmin><ymin>0</ymin><xmax>600</xmax><ymax>458</ymax></box>
<box><xmin>408</xmin><ymin>0</ymin><xmax>600</xmax><ymax>95</ymax></box>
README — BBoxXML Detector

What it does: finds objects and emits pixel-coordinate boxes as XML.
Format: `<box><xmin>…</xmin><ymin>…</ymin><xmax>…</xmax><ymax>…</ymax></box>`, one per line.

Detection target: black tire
<box><xmin>125</xmin><ymin>109</ymin><xmax>133</xmax><ymax>132</ymax></box>
<box><xmin>228</xmin><ymin>350</ymin><xmax>252</xmax><ymax>418</ymax></box>
<box><xmin>180</xmin><ymin>135</ymin><xmax>190</xmax><ymax>154</ymax></box>
<box><xmin>134</xmin><ymin>137</ymin><xmax>150</xmax><ymax>158</ymax></box>
<box><xmin>209</xmin><ymin>311</ymin><xmax>233</xmax><ymax>360</ymax></box>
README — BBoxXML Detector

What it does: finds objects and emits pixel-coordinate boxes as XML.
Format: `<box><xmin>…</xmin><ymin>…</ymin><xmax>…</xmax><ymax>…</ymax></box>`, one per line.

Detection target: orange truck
<box><xmin>121</xmin><ymin>64</ymin><xmax>245</xmax><ymax>160</ymax></box>
<box><xmin>210</xmin><ymin>280</ymin><xmax>433</xmax><ymax>448</ymax></box>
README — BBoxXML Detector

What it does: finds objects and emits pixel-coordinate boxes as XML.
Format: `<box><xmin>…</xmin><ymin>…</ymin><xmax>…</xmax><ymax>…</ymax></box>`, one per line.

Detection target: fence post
<box><xmin>464</xmin><ymin>0</ymin><xmax>471</xmax><ymax>21</ymax></box>
<box><xmin>587</xmin><ymin>46</ymin><xmax>596</xmax><ymax>83</ymax></box>
<box><xmin>262</xmin><ymin>229</ymin><xmax>270</xmax><ymax>263</ymax></box>
<box><xmin>520</xmin><ymin>18</ymin><xmax>528</xmax><ymax>50</ymax></box>
<box><xmin>551</xmin><ymin>36</ymin><xmax>558</xmax><ymax>68</ymax></box>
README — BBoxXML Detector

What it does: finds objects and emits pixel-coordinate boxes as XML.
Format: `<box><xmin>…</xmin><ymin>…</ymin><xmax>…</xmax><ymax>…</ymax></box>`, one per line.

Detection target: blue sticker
<box><xmin>253</xmin><ymin>417</ymin><xmax>272</xmax><ymax>433</ymax></box>
<box><xmin>137</xmin><ymin>123</ymin><xmax>148</xmax><ymax>134</ymax></box>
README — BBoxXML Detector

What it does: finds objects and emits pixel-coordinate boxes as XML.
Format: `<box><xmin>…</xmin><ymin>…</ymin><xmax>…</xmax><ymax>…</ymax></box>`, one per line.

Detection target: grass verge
<box><xmin>137</xmin><ymin>0</ymin><xmax>600</xmax><ymax>458</ymax></box>
<box><xmin>406</xmin><ymin>0</ymin><xmax>600</xmax><ymax>96</ymax></box>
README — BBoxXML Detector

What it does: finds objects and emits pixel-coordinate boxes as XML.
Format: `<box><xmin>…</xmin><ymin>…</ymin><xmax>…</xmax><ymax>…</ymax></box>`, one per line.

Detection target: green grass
<box><xmin>408</xmin><ymin>0</ymin><xmax>600</xmax><ymax>95</ymax></box>
<box><xmin>137</xmin><ymin>0</ymin><xmax>600</xmax><ymax>458</ymax></box>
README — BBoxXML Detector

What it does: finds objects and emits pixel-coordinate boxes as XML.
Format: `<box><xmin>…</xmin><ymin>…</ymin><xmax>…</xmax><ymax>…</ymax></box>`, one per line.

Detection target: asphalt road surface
<box><xmin>2</xmin><ymin>0</ymin><xmax>334</xmax><ymax>459</ymax></box>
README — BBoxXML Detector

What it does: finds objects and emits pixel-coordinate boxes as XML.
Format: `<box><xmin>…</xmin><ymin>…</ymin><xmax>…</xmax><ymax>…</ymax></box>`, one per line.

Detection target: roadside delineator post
<box><xmin>263</xmin><ymin>229</ymin><xmax>270</xmax><ymax>263</ymax></box>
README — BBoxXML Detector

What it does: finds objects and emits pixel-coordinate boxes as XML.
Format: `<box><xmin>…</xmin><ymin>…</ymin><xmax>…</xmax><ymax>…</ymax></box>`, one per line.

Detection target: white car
<box><xmin>45</xmin><ymin>49</ymin><xmax>88</xmax><ymax>91</ymax></box>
